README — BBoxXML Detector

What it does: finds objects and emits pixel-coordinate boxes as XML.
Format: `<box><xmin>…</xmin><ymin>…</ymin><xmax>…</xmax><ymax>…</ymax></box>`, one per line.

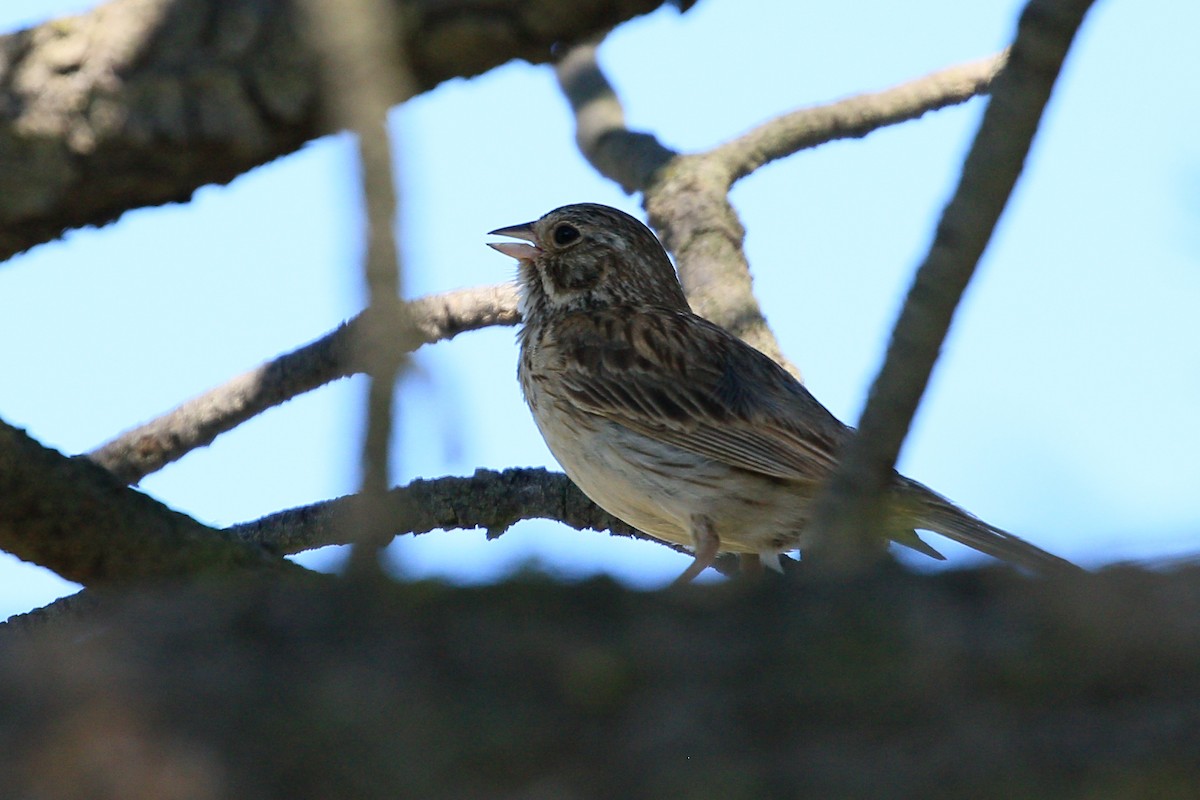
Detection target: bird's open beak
<box><xmin>487</xmin><ymin>222</ymin><xmax>540</xmax><ymax>261</ymax></box>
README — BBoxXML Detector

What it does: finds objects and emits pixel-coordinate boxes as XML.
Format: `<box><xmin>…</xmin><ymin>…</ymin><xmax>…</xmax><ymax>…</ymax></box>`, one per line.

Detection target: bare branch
<box><xmin>0</xmin><ymin>418</ymin><xmax>294</xmax><ymax>585</ymax></box>
<box><xmin>554</xmin><ymin>41</ymin><xmax>798</xmax><ymax>375</ymax></box>
<box><xmin>229</xmin><ymin>467</ymin><xmax>662</xmax><ymax>554</ymax></box>
<box><xmin>299</xmin><ymin>0</ymin><xmax>412</xmax><ymax>574</ymax></box>
<box><xmin>711</xmin><ymin>52</ymin><xmax>1008</xmax><ymax>182</ymax></box>
<box><xmin>644</xmin><ymin>158</ymin><xmax>802</xmax><ymax>377</ymax></box>
<box><xmin>554</xmin><ymin>39</ymin><xmax>678</xmax><ymax>193</ymax></box>
<box><xmin>0</xmin><ymin>591</ymin><xmax>98</xmax><ymax>634</ymax></box>
<box><xmin>88</xmin><ymin>284</ymin><xmax>519</xmax><ymax>485</ymax></box>
<box><xmin>556</xmin><ymin>45</ymin><xmax>1007</xmax><ymax>380</ymax></box>
<box><xmin>807</xmin><ymin>0</ymin><xmax>1099</xmax><ymax>566</ymax></box>
<box><xmin>0</xmin><ymin>0</ymin><xmax>677</xmax><ymax>262</ymax></box>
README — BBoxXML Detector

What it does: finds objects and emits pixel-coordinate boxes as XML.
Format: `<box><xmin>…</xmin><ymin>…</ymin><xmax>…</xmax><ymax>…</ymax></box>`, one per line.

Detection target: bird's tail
<box><xmin>898</xmin><ymin>479</ymin><xmax>1082</xmax><ymax>576</ymax></box>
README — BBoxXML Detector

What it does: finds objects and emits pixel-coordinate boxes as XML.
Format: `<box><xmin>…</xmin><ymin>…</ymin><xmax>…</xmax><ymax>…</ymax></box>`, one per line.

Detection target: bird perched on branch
<box><xmin>489</xmin><ymin>202</ymin><xmax>1078</xmax><ymax>585</ymax></box>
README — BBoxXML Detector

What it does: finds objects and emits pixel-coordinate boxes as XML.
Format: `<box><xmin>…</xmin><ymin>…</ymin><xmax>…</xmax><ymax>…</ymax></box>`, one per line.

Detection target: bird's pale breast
<box><xmin>519</xmin><ymin>341</ymin><xmax>806</xmax><ymax>556</ymax></box>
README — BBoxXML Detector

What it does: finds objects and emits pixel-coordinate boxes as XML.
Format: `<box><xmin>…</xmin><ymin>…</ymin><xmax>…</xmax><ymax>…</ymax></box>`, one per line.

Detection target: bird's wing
<box><xmin>538</xmin><ymin>307</ymin><xmax>1083</xmax><ymax>576</ymax></box>
<box><xmin>545</xmin><ymin>308</ymin><xmax>849</xmax><ymax>482</ymax></box>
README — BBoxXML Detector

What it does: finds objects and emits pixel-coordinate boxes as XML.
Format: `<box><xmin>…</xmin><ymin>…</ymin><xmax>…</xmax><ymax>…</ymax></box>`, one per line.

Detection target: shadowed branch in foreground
<box><xmin>1</xmin><ymin>566</ymin><xmax>1197</xmax><ymax>798</ymax></box>
<box><xmin>808</xmin><ymin>0</ymin><xmax>1098</xmax><ymax>562</ymax></box>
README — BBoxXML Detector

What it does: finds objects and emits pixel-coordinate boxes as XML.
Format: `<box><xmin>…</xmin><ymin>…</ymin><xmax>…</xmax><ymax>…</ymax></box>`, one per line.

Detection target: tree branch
<box><xmin>554</xmin><ymin>38</ymin><xmax>678</xmax><ymax>194</ymax></box>
<box><xmin>807</xmin><ymin>0</ymin><xmax>1098</xmax><ymax>565</ymax></box>
<box><xmin>2</xmin><ymin>464</ymin><xmax>744</xmax><ymax>630</ymax></box>
<box><xmin>2</xmin><ymin>566</ymin><xmax>1198</xmax><ymax>796</ymax></box>
<box><xmin>556</xmin><ymin>43</ymin><xmax>1003</xmax><ymax>379</ymax></box>
<box><xmin>0</xmin><ymin>418</ymin><xmax>294</xmax><ymax>584</ymax></box>
<box><xmin>0</xmin><ymin>0</ymin><xmax>678</xmax><ymax>262</ymax></box>
<box><xmin>88</xmin><ymin>283</ymin><xmax>519</xmax><ymax>485</ymax></box>
<box><xmin>0</xmin><ymin>590</ymin><xmax>100</xmax><ymax>634</ymax></box>
<box><xmin>229</xmin><ymin>467</ymin><xmax>662</xmax><ymax>555</ymax></box>
<box><xmin>554</xmin><ymin>40</ymin><xmax>798</xmax><ymax>374</ymax></box>
<box><xmin>711</xmin><ymin>51</ymin><xmax>1007</xmax><ymax>181</ymax></box>
<box><xmin>299</xmin><ymin>0</ymin><xmax>412</xmax><ymax>574</ymax></box>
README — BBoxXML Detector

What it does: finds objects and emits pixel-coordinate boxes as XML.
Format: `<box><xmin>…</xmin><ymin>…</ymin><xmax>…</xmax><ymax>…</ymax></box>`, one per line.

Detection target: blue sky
<box><xmin>2</xmin><ymin>0</ymin><xmax>1198</xmax><ymax>618</ymax></box>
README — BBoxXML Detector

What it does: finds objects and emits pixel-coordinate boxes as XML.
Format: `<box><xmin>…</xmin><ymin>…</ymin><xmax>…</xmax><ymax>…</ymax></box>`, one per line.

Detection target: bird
<box><xmin>488</xmin><ymin>202</ymin><xmax>1079</xmax><ymax>584</ymax></box>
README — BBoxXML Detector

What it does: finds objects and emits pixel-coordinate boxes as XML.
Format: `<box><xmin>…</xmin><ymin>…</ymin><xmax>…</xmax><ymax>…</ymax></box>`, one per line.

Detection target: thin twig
<box><xmin>301</xmin><ymin>0</ymin><xmax>417</xmax><ymax>576</ymax></box>
<box><xmin>711</xmin><ymin>51</ymin><xmax>1008</xmax><ymax>182</ymax></box>
<box><xmin>88</xmin><ymin>284</ymin><xmax>519</xmax><ymax>485</ymax></box>
<box><xmin>806</xmin><ymin>0</ymin><xmax>1098</xmax><ymax>567</ymax></box>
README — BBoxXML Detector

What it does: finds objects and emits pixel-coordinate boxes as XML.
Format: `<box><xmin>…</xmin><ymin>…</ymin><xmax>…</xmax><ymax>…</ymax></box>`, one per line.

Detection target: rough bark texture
<box><xmin>0</xmin><ymin>420</ymin><xmax>293</xmax><ymax>584</ymax></box>
<box><xmin>1</xmin><ymin>566</ymin><xmax>1198</xmax><ymax>799</ymax></box>
<box><xmin>0</xmin><ymin>0</ymin><xmax>672</xmax><ymax>262</ymax></box>
<box><xmin>229</xmin><ymin>467</ymin><xmax>650</xmax><ymax>555</ymax></box>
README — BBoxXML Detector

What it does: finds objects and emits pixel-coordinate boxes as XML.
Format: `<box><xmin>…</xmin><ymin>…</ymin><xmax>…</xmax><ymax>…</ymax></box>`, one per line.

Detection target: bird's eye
<box><xmin>552</xmin><ymin>223</ymin><xmax>581</xmax><ymax>246</ymax></box>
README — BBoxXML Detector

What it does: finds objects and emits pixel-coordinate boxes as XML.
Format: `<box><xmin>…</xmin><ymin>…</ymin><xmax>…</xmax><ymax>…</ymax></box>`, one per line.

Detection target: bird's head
<box><xmin>488</xmin><ymin>203</ymin><xmax>690</xmax><ymax>318</ymax></box>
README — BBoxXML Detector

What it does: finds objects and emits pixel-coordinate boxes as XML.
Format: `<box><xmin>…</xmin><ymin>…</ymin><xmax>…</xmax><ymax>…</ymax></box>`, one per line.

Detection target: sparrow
<box><xmin>489</xmin><ymin>203</ymin><xmax>1078</xmax><ymax>584</ymax></box>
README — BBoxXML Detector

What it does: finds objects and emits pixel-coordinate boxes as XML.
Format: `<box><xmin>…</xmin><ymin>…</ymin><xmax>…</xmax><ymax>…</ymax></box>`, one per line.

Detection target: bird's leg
<box><xmin>738</xmin><ymin>554</ymin><xmax>763</xmax><ymax>578</ymax></box>
<box><xmin>672</xmin><ymin>516</ymin><xmax>721</xmax><ymax>586</ymax></box>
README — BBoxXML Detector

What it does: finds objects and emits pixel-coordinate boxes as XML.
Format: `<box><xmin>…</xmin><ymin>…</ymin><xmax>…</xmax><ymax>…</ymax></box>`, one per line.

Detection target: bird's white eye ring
<box><xmin>553</xmin><ymin>223</ymin><xmax>581</xmax><ymax>246</ymax></box>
